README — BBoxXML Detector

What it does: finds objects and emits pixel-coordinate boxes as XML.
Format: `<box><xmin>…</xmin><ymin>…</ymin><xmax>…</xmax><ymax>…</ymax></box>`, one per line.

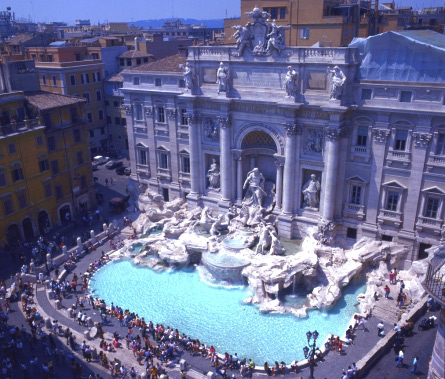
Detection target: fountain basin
<box><xmin>222</xmin><ymin>230</ymin><xmax>256</xmax><ymax>251</ymax></box>
<box><xmin>202</xmin><ymin>252</ymin><xmax>250</xmax><ymax>283</ymax></box>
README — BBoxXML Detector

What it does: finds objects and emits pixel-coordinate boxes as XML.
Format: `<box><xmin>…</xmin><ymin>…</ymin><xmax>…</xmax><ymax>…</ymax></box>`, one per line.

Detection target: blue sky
<box><xmin>9</xmin><ymin>0</ymin><xmax>445</xmax><ymax>24</ymax></box>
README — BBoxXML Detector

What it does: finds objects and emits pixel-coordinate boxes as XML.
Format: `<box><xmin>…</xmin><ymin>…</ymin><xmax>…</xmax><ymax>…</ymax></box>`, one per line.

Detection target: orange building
<box><xmin>25</xmin><ymin>46</ymin><xmax>107</xmax><ymax>155</ymax></box>
<box><xmin>0</xmin><ymin>90</ymin><xmax>95</xmax><ymax>246</ymax></box>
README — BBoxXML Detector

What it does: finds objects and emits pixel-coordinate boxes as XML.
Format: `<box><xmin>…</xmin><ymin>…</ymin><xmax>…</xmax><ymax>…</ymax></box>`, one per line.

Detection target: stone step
<box><xmin>373</xmin><ymin>304</ymin><xmax>399</xmax><ymax>316</ymax></box>
<box><xmin>371</xmin><ymin>307</ymin><xmax>400</xmax><ymax>324</ymax></box>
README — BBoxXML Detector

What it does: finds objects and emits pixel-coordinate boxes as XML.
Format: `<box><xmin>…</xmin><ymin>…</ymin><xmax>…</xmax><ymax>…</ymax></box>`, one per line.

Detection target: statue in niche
<box><xmin>243</xmin><ymin>167</ymin><xmax>266</xmax><ymax>207</ymax></box>
<box><xmin>179</xmin><ymin>62</ymin><xmax>193</xmax><ymax>90</ymax></box>
<box><xmin>329</xmin><ymin>66</ymin><xmax>346</xmax><ymax>100</ymax></box>
<box><xmin>305</xmin><ymin>130</ymin><xmax>323</xmax><ymax>154</ymax></box>
<box><xmin>231</xmin><ymin>24</ymin><xmax>253</xmax><ymax>57</ymax></box>
<box><xmin>205</xmin><ymin>119</ymin><xmax>219</xmax><ymax>142</ymax></box>
<box><xmin>302</xmin><ymin>174</ymin><xmax>321</xmax><ymax>209</ymax></box>
<box><xmin>207</xmin><ymin>158</ymin><xmax>220</xmax><ymax>189</ymax></box>
<box><xmin>284</xmin><ymin>66</ymin><xmax>298</xmax><ymax>98</ymax></box>
<box><xmin>216</xmin><ymin>62</ymin><xmax>228</xmax><ymax>94</ymax></box>
<box><xmin>266</xmin><ymin>21</ymin><xmax>290</xmax><ymax>56</ymax></box>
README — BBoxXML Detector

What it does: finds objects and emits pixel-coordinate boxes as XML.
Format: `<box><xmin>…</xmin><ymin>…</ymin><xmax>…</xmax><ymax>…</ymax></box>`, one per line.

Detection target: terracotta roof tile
<box><xmin>25</xmin><ymin>91</ymin><xmax>86</xmax><ymax>111</ymax></box>
<box><xmin>106</xmin><ymin>71</ymin><xmax>124</xmax><ymax>82</ymax></box>
<box><xmin>119</xmin><ymin>50</ymin><xmax>154</xmax><ymax>58</ymax></box>
<box><xmin>6</xmin><ymin>34</ymin><xmax>35</xmax><ymax>45</ymax></box>
<box><xmin>127</xmin><ymin>54</ymin><xmax>186</xmax><ymax>73</ymax></box>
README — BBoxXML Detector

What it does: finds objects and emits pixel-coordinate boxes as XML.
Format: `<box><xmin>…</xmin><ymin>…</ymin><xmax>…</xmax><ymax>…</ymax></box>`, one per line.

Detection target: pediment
<box><xmin>382</xmin><ymin>180</ymin><xmax>407</xmax><ymax>189</ymax></box>
<box><xmin>422</xmin><ymin>186</ymin><xmax>445</xmax><ymax>195</ymax></box>
<box><xmin>347</xmin><ymin>175</ymin><xmax>367</xmax><ymax>183</ymax></box>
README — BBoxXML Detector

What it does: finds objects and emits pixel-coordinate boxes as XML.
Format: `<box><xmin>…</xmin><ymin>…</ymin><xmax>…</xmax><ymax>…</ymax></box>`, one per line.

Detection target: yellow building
<box><xmin>0</xmin><ymin>90</ymin><xmax>95</xmax><ymax>246</ymax></box>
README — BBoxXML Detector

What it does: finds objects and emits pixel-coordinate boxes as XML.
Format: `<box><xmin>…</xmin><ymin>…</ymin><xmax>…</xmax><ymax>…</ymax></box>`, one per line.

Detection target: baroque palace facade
<box><xmin>122</xmin><ymin>11</ymin><xmax>445</xmax><ymax>260</ymax></box>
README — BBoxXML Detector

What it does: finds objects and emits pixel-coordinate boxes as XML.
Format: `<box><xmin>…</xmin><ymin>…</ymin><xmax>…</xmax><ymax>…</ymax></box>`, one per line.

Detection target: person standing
<box><xmin>389</xmin><ymin>271</ymin><xmax>394</xmax><ymax>284</ymax></box>
<box><xmin>396</xmin><ymin>349</ymin><xmax>404</xmax><ymax>367</ymax></box>
<box><xmin>411</xmin><ymin>356</ymin><xmax>418</xmax><ymax>374</ymax></box>
<box><xmin>384</xmin><ymin>285</ymin><xmax>390</xmax><ymax>298</ymax></box>
<box><xmin>400</xmin><ymin>280</ymin><xmax>405</xmax><ymax>294</ymax></box>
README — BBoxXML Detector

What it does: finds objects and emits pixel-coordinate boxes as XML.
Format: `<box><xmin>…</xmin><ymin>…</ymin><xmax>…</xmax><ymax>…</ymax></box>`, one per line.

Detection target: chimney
<box><xmin>134</xmin><ymin>37</ymin><xmax>139</xmax><ymax>51</ymax></box>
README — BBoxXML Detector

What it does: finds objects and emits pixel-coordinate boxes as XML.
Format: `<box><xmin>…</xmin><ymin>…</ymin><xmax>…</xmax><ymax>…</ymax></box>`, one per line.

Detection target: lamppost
<box><xmin>303</xmin><ymin>330</ymin><xmax>319</xmax><ymax>379</ymax></box>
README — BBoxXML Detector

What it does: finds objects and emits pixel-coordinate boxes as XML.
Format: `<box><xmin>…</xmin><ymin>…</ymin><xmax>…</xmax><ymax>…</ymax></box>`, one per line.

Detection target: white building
<box><xmin>122</xmin><ymin>27</ymin><xmax>445</xmax><ymax>260</ymax></box>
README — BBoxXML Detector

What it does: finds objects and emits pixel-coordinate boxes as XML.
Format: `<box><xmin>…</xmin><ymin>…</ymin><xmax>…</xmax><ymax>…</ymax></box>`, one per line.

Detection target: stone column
<box><xmin>233</xmin><ymin>151</ymin><xmax>243</xmax><ymax>203</ymax></box>
<box><xmin>282</xmin><ymin>123</ymin><xmax>299</xmax><ymax>214</ymax></box>
<box><xmin>275</xmin><ymin>161</ymin><xmax>284</xmax><ymax>210</ymax></box>
<box><xmin>219</xmin><ymin>116</ymin><xmax>232</xmax><ymax>202</ymax></box>
<box><xmin>250</xmin><ymin>155</ymin><xmax>256</xmax><ymax>170</ymax></box>
<box><xmin>322</xmin><ymin>127</ymin><xmax>340</xmax><ymax>221</ymax></box>
<box><xmin>187</xmin><ymin>113</ymin><xmax>200</xmax><ymax>195</ymax></box>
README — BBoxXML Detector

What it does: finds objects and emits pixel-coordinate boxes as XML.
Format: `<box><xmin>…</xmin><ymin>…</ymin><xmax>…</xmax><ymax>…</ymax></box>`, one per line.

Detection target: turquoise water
<box><xmin>89</xmin><ymin>260</ymin><xmax>365</xmax><ymax>363</ymax></box>
<box><xmin>129</xmin><ymin>243</ymin><xmax>144</xmax><ymax>253</ymax></box>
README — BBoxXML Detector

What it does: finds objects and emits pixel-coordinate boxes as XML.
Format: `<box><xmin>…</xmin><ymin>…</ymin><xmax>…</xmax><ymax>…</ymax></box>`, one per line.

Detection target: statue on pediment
<box><xmin>284</xmin><ymin>66</ymin><xmax>298</xmax><ymax>98</ymax></box>
<box><xmin>266</xmin><ymin>21</ymin><xmax>290</xmax><ymax>56</ymax></box>
<box><xmin>179</xmin><ymin>62</ymin><xmax>193</xmax><ymax>90</ymax></box>
<box><xmin>329</xmin><ymin>66</ymin><xmax>346</xmax><ymax>100</ymax></box>
<box><xmin>231</xmin><ymin>24</ymin><xmax>253</xmax><ymax>57</ymax></box>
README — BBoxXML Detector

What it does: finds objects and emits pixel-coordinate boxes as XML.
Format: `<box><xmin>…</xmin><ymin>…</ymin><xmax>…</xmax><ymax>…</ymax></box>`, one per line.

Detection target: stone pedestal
<box><xmin>90</xmin><ymin>230</ymin><xmax>96</xmax><ymax>244</ymax></box>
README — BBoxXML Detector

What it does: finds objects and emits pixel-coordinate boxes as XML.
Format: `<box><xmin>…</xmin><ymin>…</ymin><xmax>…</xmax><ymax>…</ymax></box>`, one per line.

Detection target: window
<box><xmin>133</xmin><ymin>77</ymin><xmax>140</xmax><ymax>85</ymax></box>
<box><xmin>47</xmin><ymin>136</ymin><xmax>56</xmax><ymax>151</ymax></box>
<box><xmin>106</xmin><ymin>116</ymin><xmax>112</xmax><ymax>124</ymax></box>
<box><xmin>113</xmin><ymin>101</ymin><xmax>119</xmax><ymax>107</ymax></box>
<box><xmin>121</xmin><ymin>118</ymin><xmax>126</xmax><ymax>126</ymax></box>
<box><xmin>135</xmin><ymin>104</ymin><xmax>143</xmax><ymax>121</ymax></box>
<box><xmin>394</xmin><ymin>129</ymin><xmax>408</xmax><ymax>151</ymax></box>
<box><xmin>356</xmin><ymin>125</ymin><xmax>368</xmax><ymax>147</ymax></box>
<box><xmin>80</xmin><ymin>175</ymin><xmax>86</xmax><ymax>189</ymax></box>
<box><xmin>136</xmin><ymin>58</ymin><xmax>141</xmax><ymax>65</ymax></box>
<box><xmin>70</xmin><ymin>107</ymin><xmax>79</xmax><ymax>123</ymax></box>
<box><xmin>436</xmin><ymin>133</ymin><xmax>445</xmax><ymax>155</ymax></box>
<box><xmin>381</xmin><ymin>234</ymin><xmax>393</xmax><ymax>242</ymax></box>
<box><xmin>0</xmin><ymin>169</ymin><xmax>7</xmax><ymax>187</ymax></box>
<box><xmin>100</xmin><ymin>127</ymin><xmax>105</xmax><ymax>135</ymax></box>
<box><xmin>346</xmin><ymin>227</ymin><xmax>357</xmax><ymax>240</ymax></box>
<box><xmin>385</xmin><ymin>191</ymin><xmax>399</xmax><ymax>211</ymax></box>
<box><xmin>182</xmin><ymin>155</ymin><xmax>190</xmax><ymax>173</ymax></box>
<box><xmin>157</xmin><ymin>106</ymin><xmax>165</xmax><ymax>123</ymax></box>
<box><xmin>105</xmin><ymin>100</ymin><xmax>110</xmax><ymax>106</ymax></box>
<box><xmin>70</xmin><ymin>75</ymin><xmax>76</xmax><ymax>85</ymax></box>
<box><xmin>270</xmin><ymin>7</ymin><xmax>278</xmax><ymax>19</ymax></box>
<box><xmin>17</xmin><ymin>193</ymin><xmax>27</xmax><ymax>209</ymax></box>
<box><xmin>119</xmin><ymin>58</ymin><xmax>124</xmax><ymax>66</ymax></box>
<box><xmin>350</xmin><ymin>185</ymin><xmax>362</xmax><ymax>205</ymax></box>
<box><xmin>55</xmin><ymin>184</ymin><xmax>63</xmax><ymax>200</ymax></box>
<box><xmin>81</xmin><ymin>73</ymin><xmax>90</xmax><ymax>84</ymax></box>
<box><xmin>44</xmin><ymin>182</ymin><xmax>52</xmax><ymax>198</ymax></box>
<box><xmin>93</xmin><ymin>72</ymin><xmax>101</xmax><ymax>82</ymax></box>
<box><xmin>83</xmin><ymin>92</ymin><xmax>90</xmax><ymax>104</ymax></box>
<box><xmin>96</xmin><ymin>90</ymin><xmax>102</xmax><ymax>102</ymax></box>
<box><xmin>180</xmin><ymin>109</ymin><xmax>188</xmax><ymax>125</ymax></box>
<box><xmin>98</xmin><ymin>110</ymin><xmax>104</xmax><ymax>120</ymax></box>
<box><xmin>159</xmin><ymin>152</ymin><xmax>168</xmax><ymax>169</ymax></box>
<box><xmin>425</xmin><ymin>197</ymin><xmax>440</xmax><ymax>218</ymax></box>
<box><xmin>50</xmin><ymin>160</ymin><xmax>59</xmax><ymax>175</ymax></box>
<box><xmin>115</xmin><ymin>117</ymin><xmax>121</xmax><ymax>125</ymax></box>
<box><xmin>39</xmin><ymin>158</ymin><xmax>49</xmax><ymax>172</ymax></box>
<box><xmin>126</xmin><ymin>59</ymin><xmax>131</xmax><ymax>66</ymax></box>
<box><xmin>36</xmin><ymin>135</ymin><xmax>43</xmax><ymax>146</ymax></box>
<box><xmin>12</xmin><ymin>166</ymin><xmax>24</xmax><ymax>182</ymax></box>
<box><xmin>280</xmin><ymin>7</ymin><xmax>286</xmax><ymax>19</ymax></box>
<box><xmin>361</xmin><ymin>89</ymin><xmax>372</xmax><ymax>100</ymax></box>
<box><xmin>76</xmin><ymin>151</ymin><xmax>84</xmax><ymax>165</ymax></box>
<box><xmin>87</xmin><ymin>112</ymin><xmax>93</xmax><ymax>123</ymax></box>
<box><xmin>89</xmin><ymin>129</ymin><xmax>94</xmax><ymax>138</ymax></box>
<box><xmin>300</xmin><ymin>28</ymin><xmax>310</xmax><ymax>40</ymax></box>
<box><xmin>139</xmin><ymin>149</ymin><xmax>147</xmax><ymax>165</ymax></box>
<box><xmin>42</xmin><ymin>74</ymin><xmax>46</xmax><ymax>85</ymax></box>
<box><xmin>73</xmin><ymin>129</ymin><xmax>81</xmax><ymax>142</ymax></box>
<box><xmin>52</xmin><ymin>75</ymin><xmax>57</xmax><ymax>86</ymax></box>
<box><xmin>155</xmin><ymin>78</ymin><xmax>161</xmax><ymax>87</ymax></box>
<box><xmin>43</xmin><ymin>113</ymin><xmax>52</xmax><ymax>127</ymax></box>
<box><xmin>3</xmin><ymin>198</ymin><xmax>13</xmax><ymax>215</ymax></box>
<box><xmin>8</xmin><ymin>143</ymin><xmax>16</xmax><ymax>154</ymax></box>
<box><xmin>400</xmin><ymin>91</ymin><xmax>412</xmax><ymax>103</ymax></box>
<box><xmin>16</xmin><ymin>107</ymin><xmax>25</xmax><ymax>121</ymax></box>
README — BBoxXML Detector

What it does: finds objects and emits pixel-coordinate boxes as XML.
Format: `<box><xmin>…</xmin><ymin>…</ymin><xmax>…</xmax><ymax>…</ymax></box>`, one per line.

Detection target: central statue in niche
<box><xmin>243</xmin><ymin>168</ymin><xmax>266</xmax><ymax>207</ymax></box>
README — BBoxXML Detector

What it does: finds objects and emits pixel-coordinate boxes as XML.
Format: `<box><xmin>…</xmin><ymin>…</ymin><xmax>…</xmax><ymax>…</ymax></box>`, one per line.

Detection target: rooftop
<box><xmin>25</xmin><ymin>91</ymin><xmax>86</xmax><ymax>111</ymax></box>
<box><xmin>6</xmin><ymin>34</ymin><xmax>35</xmax><ymax>45</ymax></box>
<box><xmin>106</xmin><ymin>71</ymin><xmax>123</xmax><ymax>82</ymax></box>
<box><xmin>127</xmin><ymin>53</ymin><xmax>186</xmax><ymax>73</ymax></box>
<box><xmin>119</xmin><ymin>50</ymin><xmax>154</xmax><ymax>59</ymax></box>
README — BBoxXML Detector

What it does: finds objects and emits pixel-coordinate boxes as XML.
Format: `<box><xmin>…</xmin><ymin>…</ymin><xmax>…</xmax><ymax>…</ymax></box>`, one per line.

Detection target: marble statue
<box><xmin>243</xmin><ymin>167</ymin><xmax>266</xmax><ymax>207</ymax></box>
<box><xmin>179</xmin><ymin>62</ymin><xmax>193</xmax><ymax>90</ymax></box>
<box><xmin>284</xmin><ymin>66</ymin><xmax>298</xmax><ymax>98</ymax></box>
<box><xmin>210</xmin><ymin>214</ymin><xmax>229</xmax><ymax>236</ymax></box>
<box><xmin>231</xmin><ymin>24</ymin><xmax>253</xmax><ymax>57</ymax></box>
<box><xmin>266</xmin><ymin>21</ymin><xmax>290</xmax><ymax>56</ymax></box>
<box><xmin>256</xmin><ymin>223</ymin><xmax>272</xmax><ymax>254</ymax></box>
<box><xmin>216</xmin><ymin>62</ymin><xmax>228</xmax><ymax>94</ymax></box>
<box><xmin>207</xmin><ymin>158</ymin><xmax>220</xmax><ymax>189</ymax></box>
<box><xmin>269</xmin><ymin>234</ymin><xmax>284</xmax><ymax>255</ymax></box>
<box><xmin>329</xmin><ymin>66</ymin><xmax>346</xmax><ymax>100</ymax></box>
<box><xmin>302</xmin><ymin>174</ymin><xmax>321</xmax><ymax>209</ymax></box>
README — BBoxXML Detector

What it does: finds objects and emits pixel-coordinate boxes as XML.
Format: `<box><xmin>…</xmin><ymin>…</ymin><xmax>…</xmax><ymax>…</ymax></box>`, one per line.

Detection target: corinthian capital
<box><xmin>283</xmin><ymin>122</ymin><xmax>300</xmax><ymax>136</ymax></box>
<box><xmin>325</xmin><ymin>127</ymin><xmax>340</xmax><ymax>141</ymax></box>
<box><xmin>185</xmin><ymin>112</ymin><xmax>200</xmax><ymax>126</ymax></box>
<box><xmin>217</xmin><ymin>116</ymin><xmax>231</xmax><ymax>129</ymax></box>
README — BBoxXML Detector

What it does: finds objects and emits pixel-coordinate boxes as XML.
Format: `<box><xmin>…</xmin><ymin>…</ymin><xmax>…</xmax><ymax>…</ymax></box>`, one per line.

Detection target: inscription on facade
<box><xmin>306</xmin><ymin>71</ymin><xmax>327</xmax><ymax>90</ymax></box>
<box><xmin>232</xmin><ymin>69</ymin><xmax>283</xmax><ymax>88</ymax></box>
<box><xmin>203</xmin><ymin>68</ymin><xmax>217</xmax><ymax>83</ymax></box>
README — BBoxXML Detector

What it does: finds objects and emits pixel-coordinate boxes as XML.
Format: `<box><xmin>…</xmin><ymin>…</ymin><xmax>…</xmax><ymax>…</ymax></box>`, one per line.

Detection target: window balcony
<box><xmin>136</xmin><ymin>164</ymin><xmax>150</xmax><ymax>177</ymax></box>
<box><xmin>416</xmin><ymin>216</ymin><xmax>442</xmax><ymax>234</ymax></box>
<box><xmin>343</xmin><ymin>203</ymin><xmax>366</xmax><ymax>220</ymax></box>
<box><xmin>427</xmin><ymin>154</ymin><xmax>445</xmax><ymax>170</ymax></box>
<box><xmin>378</xmin><ymin>209</ymin><xmax>403</xmax><ymax>227</ymax></box>
<box><xmin>157</xmin><ymin>167</ymin><xmax>171</xmax><ymax>181</ymax></box>
<box><xmin>386</xmin><ymin>150</ymin><xmax>411</xmax><ymax>166</ymax></box>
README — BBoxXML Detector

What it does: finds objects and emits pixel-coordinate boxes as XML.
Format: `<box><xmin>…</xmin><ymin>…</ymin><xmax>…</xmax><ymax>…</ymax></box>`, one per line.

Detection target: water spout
<box><xmin>292</xmin><ymin>274</ymin><xmax>297</xmax><ymax>295</ymax></box>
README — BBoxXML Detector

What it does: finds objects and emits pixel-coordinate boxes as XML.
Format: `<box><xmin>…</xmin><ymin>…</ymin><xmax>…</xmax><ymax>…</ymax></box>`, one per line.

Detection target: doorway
<box><xmin>22</xmin><ymin>218</ymin><xmax>34</xmax><ymax>241</ymax></box>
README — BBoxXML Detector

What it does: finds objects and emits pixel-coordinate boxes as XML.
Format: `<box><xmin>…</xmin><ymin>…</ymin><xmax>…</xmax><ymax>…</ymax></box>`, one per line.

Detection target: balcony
<box><xmin>386</xmin><ymin>150</ymin><xmax>411</xmax><ymax>166</ymax></box>
<box><xmin>0</xmin><ymin>118</ymin><xmax>44</xmax><ymax>136</ymax></box>
<box><xmin>157</xmin><ymin>167</ymin><xmax>172</xmax><ymax>181</ymax></box>
<box><xmin>416</xmin><ymin>216</ymin><xmax>442</xmax><ymax>234</ymax></box>
<box><xmin>378</xmin><ymin>209</ymin><xmax>403</xmax><ymax>227</ymax></box>
<box><xmin>343</xmin><ymin>203</ymin><xmax>366</xmax><ymax>220</ymax></box>
<box><xmin>427</xmin><ymin>154</ymin><xmax>445</xmax><ymax>171</ymax></box>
